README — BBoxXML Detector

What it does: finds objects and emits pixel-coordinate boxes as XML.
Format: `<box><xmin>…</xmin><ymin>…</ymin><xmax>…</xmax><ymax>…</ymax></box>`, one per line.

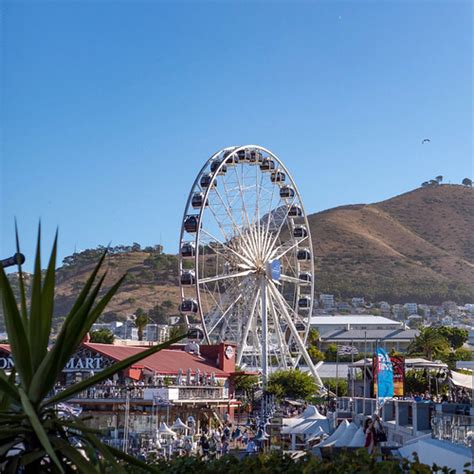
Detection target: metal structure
<box><xmin>178</xmin><ymin>145</ymin><xmax>322</xmax><ymax>387</ymax></box>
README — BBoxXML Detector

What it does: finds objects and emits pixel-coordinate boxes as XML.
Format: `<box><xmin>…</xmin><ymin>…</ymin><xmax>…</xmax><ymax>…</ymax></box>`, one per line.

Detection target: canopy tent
<box><xmin>300</xmin><ymin>405</ymin><xmax>327</xmax><ymax>420</ymax></box>
<box><xmin>334</xmin><ymin>422</ymin><xmax>359</xmax><ymax>447</ymax></box>
<box><xmin>281</xmin><ymin>418</ymin><xmax>330</xmax><ymax>435</ymax></box>
<box><xmin>398</xmin><ymin>438</ymin><xmax>472</xmax><ymax>473</ymax></box>
<box><xmin>316</xmin><ymin>419</ymin><xmax>349</xmax><ymax>448</ymax></box>
<box><xmin>158</xmin><ymin>422</ymin><xmax>175</xmax><ymax>437</ymax></box>
<box><xmin>171</xmin><ymin>417</ymin><xmax>188</xmax><ymax>430</ymax></box>
<box><xmin>348</xmin><ymin>427</ymin><xmax>365</xmax><ymax>448</ymax></box>
<box><xmin>449</xmin><ymin>370</ymin><xmax>473</xmax><ymax>390</ymax></box>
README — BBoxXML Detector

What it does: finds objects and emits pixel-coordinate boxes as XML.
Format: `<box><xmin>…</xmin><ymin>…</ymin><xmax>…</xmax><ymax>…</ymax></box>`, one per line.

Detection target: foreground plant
<box><xmin>0</xmin><ymin>228</ymin><xmax>186</xmax><ymax>473</ymax></box>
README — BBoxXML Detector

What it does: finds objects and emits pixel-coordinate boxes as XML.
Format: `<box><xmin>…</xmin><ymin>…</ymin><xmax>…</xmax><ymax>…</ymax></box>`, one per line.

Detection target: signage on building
<box><xmin>225</xmin><ymin>345</ymin><xmax>234</xmax><ymax>359</ymax></box>
<box><xmin>0</xmin><ymin>356</ymin><xmax>14</xmax><ymax>370</ymax></box>
<box><xmin>0</xmin><ymin>355</ymin><xmax>106</xmax><ymax>372</ymax></box>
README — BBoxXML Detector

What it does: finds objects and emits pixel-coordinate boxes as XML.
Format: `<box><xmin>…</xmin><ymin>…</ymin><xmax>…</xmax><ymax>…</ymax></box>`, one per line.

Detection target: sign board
<box><xmin>390</xmin><ymin>355</ymin><xmax>405</xmax><ymax>397</ymax></box>
<box><xmin>373</xmin><ymin>348</ymin><xmax>394</xmax><ymax>400</ymax></box>
<box><xmin>267</xmin><ymin>259</ymin><xmax>281</xmax><ymax>282</ymax></box>
<box><xmin>0</xmin><ymin>355</ymin><xmax>106</xmax><ymax>372</ymax></box>
<box><xmin>143</xmin><ymin>387</ymin><xmax>179</xmax><ymax>402</ymax></box>
<box><xmin>225</xmin><ymin>345</ymin><xmax>234</xmax><ymax>359</ymax></box>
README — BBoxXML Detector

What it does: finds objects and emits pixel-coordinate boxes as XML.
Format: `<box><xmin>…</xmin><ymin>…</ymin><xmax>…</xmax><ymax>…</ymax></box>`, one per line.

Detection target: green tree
<box><xmin>444</xmin><ymin>347</ymin><xmax>473</xmax><ymax>370</ymax></box>
<box><xmin>437</xmin><ymin>327</ymin><xmax>468</xmax><ymax>350</ymax></box>
<box><xmin>134</xmin><ymin>308</ymin><xmax>149</xmax><ymax>341</ymax></box>
<box><xmin>233</xmin><ymin>368</ymin><xmax>259</xmax><ymax>401</ymax></box>
<box><xmin>408</xmin><ymin>327</ymin><xmax>450</xmax><ymax>360</ymax></box>
<box><xmin>148</xmin><ymin>304</ymin><xmax>168</xmax><ymax>325</ymax></box>
<box><xmin>462</xmin><ymin>177</ymin><xmax>472</xmax><ymax>187</ymax></box>
<box><xmin>324</xmin><ymin>343</ymin><xmax>338</xmax><ymax>362</ymax></box>
<box><xmin>435</xmin><ymin>175</ymin><xmax>443</xmax><ymax>184</ymax></box>
<box><xmin>323</xmin><ymin>378</ymin><xmax>348</xmax><ymax>397</ymax></box>
<box><xmin>267</xmin><ymin>369</ymin><xmax>317</xmax><ymax>400</ymax></box>
<box><xmin>169</xmin><ymin>322</ymin><xmax>188</xmax><ymax>340</ymax></box>
<box><xmin>90</xmin><ymin>328</ymin><xmax>115</xmax><ymax>344</ymax></box>
<box><xmin>0</xmin><ymin>230</ymin><xmax>185</xmax><ymax>472</ymax></box>
<box><xmin>308</xmin><ymin>346</ymin><xmax>325</xmax><ymax>363</ymax></box>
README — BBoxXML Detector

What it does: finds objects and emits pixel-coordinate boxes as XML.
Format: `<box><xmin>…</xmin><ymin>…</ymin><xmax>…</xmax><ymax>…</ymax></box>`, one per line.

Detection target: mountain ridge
<box><xmin>2</xmin><ymin>184</ymin><xmax>473</xmax><ymax>328</ymax></box>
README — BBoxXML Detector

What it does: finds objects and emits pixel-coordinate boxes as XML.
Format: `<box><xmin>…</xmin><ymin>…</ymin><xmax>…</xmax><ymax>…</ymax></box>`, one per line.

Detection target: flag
<box><xmin>337</xmin><ymin>345</ymin><xmax>359</xmax><ymax>356</ymax></box>
<box><xmin>373</xmin><ymin>348</ymin><xmax>394</xmax><ymax>401</ymax></box>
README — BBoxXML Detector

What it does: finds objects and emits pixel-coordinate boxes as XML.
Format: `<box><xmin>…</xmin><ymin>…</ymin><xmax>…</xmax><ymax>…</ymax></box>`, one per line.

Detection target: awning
<box><xmin>449</xmin><ymin>370</ymin><xmax>473</xmax><ymax>390</ymax></box>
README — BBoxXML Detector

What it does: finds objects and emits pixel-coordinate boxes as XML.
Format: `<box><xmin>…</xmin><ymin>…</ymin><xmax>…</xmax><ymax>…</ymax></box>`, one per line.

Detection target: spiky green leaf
<box><xmin>18</xmin><ymin>387</ymin><xmax>64</xmax><ymax>473</ymax></box>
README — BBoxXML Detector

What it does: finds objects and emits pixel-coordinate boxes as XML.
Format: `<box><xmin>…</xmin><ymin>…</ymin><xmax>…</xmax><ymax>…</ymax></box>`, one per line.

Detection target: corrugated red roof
<box><xmin>83</xmin><ymin>343</ymin><xmax>229</xmax><ymax>376</ymax></box>
<box><xmin>0</xmin><ymin>344</ymin><xmax>10</xmax><ymax>354</ymax></box>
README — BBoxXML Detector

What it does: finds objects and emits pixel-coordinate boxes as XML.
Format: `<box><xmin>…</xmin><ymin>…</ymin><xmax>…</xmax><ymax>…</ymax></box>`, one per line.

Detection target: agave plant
<box><xmin>0</xmin><ymin>229</ymin><xmax>186</xmax><ymax>472</ymax></box>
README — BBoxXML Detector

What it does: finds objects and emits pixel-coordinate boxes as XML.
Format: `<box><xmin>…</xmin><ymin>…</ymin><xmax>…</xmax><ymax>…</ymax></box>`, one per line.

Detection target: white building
<box><xmin>319</xmin><ymin>294</ymin><xmax>335</xmax><ymax>311</ymax></box>
<box><xmin>403</xmin><ymin>303</ymin><xmax>418</xmax><ymax>315</ymax></box>
<box><xmin>351</xmin><ymin>297</ymin><xmax>365</xmax><ymax>307</ymax></box>
<box><xmin>308</xmin><ymin>315</ymin><xmax>403</xmax><ymax>336</ymax></box>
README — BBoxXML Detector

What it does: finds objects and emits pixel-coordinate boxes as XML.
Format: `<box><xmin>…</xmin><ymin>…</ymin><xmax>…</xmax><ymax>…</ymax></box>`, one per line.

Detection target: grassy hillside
<box><xmin>311</xmin><ymin>184</ymin><xmax>474</xmax><ymax>303</ymax></box>
<box><xmin>2</xmin><ymin>184</ymin><xmax>472</xmax><ymax>330</ymax></box>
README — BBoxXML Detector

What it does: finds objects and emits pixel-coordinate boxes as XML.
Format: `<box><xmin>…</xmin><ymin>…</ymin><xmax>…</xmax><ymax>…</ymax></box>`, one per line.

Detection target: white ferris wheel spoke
<box><xmin>271</xmin><ymin>235</ymin><xmax>308</xmax><ymax>261</ymax></box>
<box><xmin>267</xmin><ymin>290</ymin><xmax>289</xmax><ymax>369</ymax></box>
<box><xmin>279</xmin><ymin>274</ymin><xmax>303</xmax><ymax>285</ymax></box>
<box><xmin>200</xmin><ymin>228</ymin><xmax>254</xmax><ymax>268</ymax></box>
<box><xmin>236</xmin><ymin>286</ymin><xmax>261</xmax><ymax>365</ymax></box>
<box><xmin>208</xmin><ymin>293</ymin><xmax>242</xmax><ymax>335</ymax></box>
<box><xmin>199</xmin><ymin>269</ymin><xmax>254</xmax><ymax>284</ymax></box>
<box><xmin>267</xmin><ymin>280</ymin><xmax>322</xmax><ymax>387</ymax></box>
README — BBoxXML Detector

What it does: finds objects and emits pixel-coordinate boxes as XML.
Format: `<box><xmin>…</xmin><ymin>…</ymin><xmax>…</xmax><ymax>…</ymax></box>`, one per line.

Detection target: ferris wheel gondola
<box><xmin>178</xmin><ymin>145</ymin><xmax>322</xmax><ymax>387</ymax></box>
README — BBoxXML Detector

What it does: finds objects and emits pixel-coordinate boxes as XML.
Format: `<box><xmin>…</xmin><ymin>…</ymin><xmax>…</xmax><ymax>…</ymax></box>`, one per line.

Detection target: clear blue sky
<box><xmin>1</xmin><ymin>1</ymin><xmax>472</xmax><ymax>270</ymax></box>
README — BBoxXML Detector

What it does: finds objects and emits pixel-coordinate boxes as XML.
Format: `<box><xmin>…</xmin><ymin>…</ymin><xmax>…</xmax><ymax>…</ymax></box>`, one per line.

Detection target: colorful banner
<box><xmin>390</xmin><ymin>355</ymin><xmax>405</xmax><ymax>397</ymax></box>
<box><xmin>373</xmin><ymin>348</ymin><xmax>394</xmax><ymax>400</ymax></box>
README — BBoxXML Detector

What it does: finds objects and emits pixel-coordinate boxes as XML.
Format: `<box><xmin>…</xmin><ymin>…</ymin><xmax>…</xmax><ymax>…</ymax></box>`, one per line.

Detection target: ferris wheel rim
<box><xmin>178</xmin><ymin>145</ymin><xmax>316</xmax><ymax>370</ymax></box>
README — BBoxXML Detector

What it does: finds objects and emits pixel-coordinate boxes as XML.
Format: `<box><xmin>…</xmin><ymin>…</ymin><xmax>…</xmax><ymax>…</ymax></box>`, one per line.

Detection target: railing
<box><xmin>431</xmin><ymin>412</ymin><xmax>474</xmax><ymax>448</ymax></box>
<box><xmin>60</xmin><ymin>384</ymin><xmax>227</xmax><ymax>402</ymax></box>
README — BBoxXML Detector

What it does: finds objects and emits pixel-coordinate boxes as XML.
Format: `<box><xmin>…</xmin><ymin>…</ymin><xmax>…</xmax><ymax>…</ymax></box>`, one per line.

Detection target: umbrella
<box><xmin>194</xmin><ymin>368</ymin><xmax>200</xmax><ymax>385</ymax></box>
<box><xmin>177</xmin><ymin>368</ymin><xmax>183</xmax><ymax>386</ymax></box>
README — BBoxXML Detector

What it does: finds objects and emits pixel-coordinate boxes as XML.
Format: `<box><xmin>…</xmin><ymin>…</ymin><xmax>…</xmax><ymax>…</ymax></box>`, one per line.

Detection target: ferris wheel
<box><xmin>178</xmin><ymin>145</ymin><xmax>322</xmax><ymax>387</ymax></box>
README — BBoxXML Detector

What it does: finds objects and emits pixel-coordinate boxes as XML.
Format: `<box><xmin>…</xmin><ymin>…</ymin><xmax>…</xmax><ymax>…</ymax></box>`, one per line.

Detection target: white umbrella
<box><xmin>186</xmin><ymin>368</ymin><xmax>191</xmax><ymax>385</ymax></box>
<box><xmin>177</xmin><ymin>368</ymin><xmax>183</xmax><ymax>386</ymax></box>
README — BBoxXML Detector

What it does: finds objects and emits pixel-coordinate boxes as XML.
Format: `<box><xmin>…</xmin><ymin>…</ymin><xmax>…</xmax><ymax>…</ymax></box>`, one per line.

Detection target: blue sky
<box><xmin>1</xmin><ymin>1</ymin><xmax>472</xmax><ymax>270</ymax></box>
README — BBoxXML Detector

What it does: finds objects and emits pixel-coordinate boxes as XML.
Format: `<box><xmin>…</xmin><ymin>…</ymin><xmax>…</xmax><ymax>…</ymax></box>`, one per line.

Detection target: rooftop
<box><xmin>309</xmin><ymin>315</ymin><xmax>402</xmax><ymax>326</ymax></box>
<box><xmin>320</xmin><ymin>328</ymin><xmax>419</xmax><ymax>341</ymax></box>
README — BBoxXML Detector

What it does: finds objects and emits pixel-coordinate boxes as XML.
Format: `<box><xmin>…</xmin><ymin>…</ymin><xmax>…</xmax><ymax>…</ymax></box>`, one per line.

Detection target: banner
<box><xmin>390</xmin><ymin>355</ymin><xmax>405</xmax><ymax>397</ymax></box>
<box><xmin>373</xmin><ymin>348</ymin><xmax>394</xmax><ymax>400</ymax></box>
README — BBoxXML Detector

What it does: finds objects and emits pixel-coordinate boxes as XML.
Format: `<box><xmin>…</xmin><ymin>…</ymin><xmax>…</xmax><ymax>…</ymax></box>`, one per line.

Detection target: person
<box><xmin>246</xmin><ymin>438</ymin><xmax>257</xmax><ymax>456</ymax></box>
<box><xmin>364</xmin><ymin>418</ymin><xmax>376</xmax><ymax>454</ymax></box>
<box><xmin>372</xmin><ymin>413</ymin><xmax>386</xmax><ymax>444</ymax></box>
<box><xmin>200</xmin><ymin>434</ymin><xmax>210</xmax><ymax>458</ymax></box>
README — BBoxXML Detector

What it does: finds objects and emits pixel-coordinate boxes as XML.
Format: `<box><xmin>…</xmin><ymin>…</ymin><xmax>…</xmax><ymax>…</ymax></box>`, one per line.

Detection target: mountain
<box><xmin>310</xmin><ymin>184</ymin><xmax>474</xmax><ymax>303</ymax></box>
<box><xmin>2</xmin><ymin>184</ymin><xmax>473</xmax><ymax>329</ymax></box>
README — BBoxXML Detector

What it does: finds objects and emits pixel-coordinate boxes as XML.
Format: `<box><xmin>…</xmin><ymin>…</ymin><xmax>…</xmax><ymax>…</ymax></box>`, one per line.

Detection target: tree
<box><xmin>308</xmin><ymin>346</ymin><xmax>325</xmax><ymax>363</ymax></box>
<box><xmin>435</xmin><ymin>175</ymin><xmax>443</xmax><ymax>184</ymax></box>
<box><xmin>233</xmin><ymin>367</ymin><xmax>259</xmax><ymax>401</ymax></box>
<box><xmin>462</xmin><ymin>177</ymin><xmax>472</xmax><ymax>187</ymax></box>
<box><xmin>169</xmin><ymin>322</ymin><xmax>188</xmax><ymax>340</ymax></box>
<box><xmin>148</xmin><ymin>304</ymin><xmax>168</xmax><ymax>325</ymax></box>
<box><xmin>134</xmin><ymin>309</ymin><xmax>149</xmax><ymax>341</ymax></box>
<box><xmin>408</xmin><ymin>327</ymin><xmax>450</xmax><ymax>360</ymax></box>
<box><xmin>437</xmin><ymin>327</ymin><xmax>468</xmax><ymax>350</ymax></box>
<box><xmin>0</xmin><ymin>229</ymin><xmax>185</xmax><ymax>472</ymax></box>
<box><xmin>267</xmin><ymin>369</ymin><xmax>317</xmax><ymax>400</ymax></box>
<box><xmin>324</xmin><ymin>343</ymin><xmax>338</xmax><ymax>362</ymax></box>
<box><xmin>90</xmin><ymin>328</ymin><xmax>115</xmax><ymax>344</ymax></box>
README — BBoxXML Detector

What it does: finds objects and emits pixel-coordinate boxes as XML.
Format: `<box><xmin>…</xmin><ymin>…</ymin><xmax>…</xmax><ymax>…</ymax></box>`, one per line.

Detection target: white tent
<box><xmin>317</xmin><ymin>419</ymin><xmax>349</xmax><ymax>448</ymax></box>
<box><xmin>171</xmin><ymin>417</ymin><xmax>188</xmax><ymax>431</ymax></box>
<box><xmin>449</xmin><ymin>370</ymin><xmax>473</xmax><ymax>390</ymax></box>
<box><xmin>398</xmin><ymin>438</ymin><xmax>472</xmax><ymax>473</ymax></box>
<box><xmin>158</xmin><ymin>422</ymin><xmax>176</xmax><ymax>437</ymax></box>
<box><xmin>348</xmin><ymin>427</ymin><xmax>365</xmax><ymax>447</ymax></box>
<box><xmin>300</xmin><ymin>405</ymin><xmax>327</xmax><ymax>420</ymax></box>
<box><xmin>334</xmin><ymin>422</ymin><xmax>358</xmax><ymax>447</ymax></box>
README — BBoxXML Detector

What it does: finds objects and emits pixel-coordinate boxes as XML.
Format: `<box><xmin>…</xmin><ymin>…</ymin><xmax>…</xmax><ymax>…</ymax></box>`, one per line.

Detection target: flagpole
<box><xmin>336</xmin><ymin>345</ymin><xmax>339</xmax><ymax>403</ymax></box>
<box><xmin>363</xmin><ymin>331</ymin><xmax>367</xmax><ymax>407</ymax></box>
<box><xmin>351</xmin><ymin>339</ymin><xmax>355</xmax><ymax>397</ymax></box>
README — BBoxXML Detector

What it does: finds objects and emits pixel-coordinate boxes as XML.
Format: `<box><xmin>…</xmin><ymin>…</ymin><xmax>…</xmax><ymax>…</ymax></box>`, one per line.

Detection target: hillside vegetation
<box><xmin>2</xmin><ymin>185</ymin><xmax>472</xmax><ymax>329</ymax></box>
<box><xmin>311</xmin><ymin>184</ymin><xmax>473</xmax><ymax>303</ymax></box>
